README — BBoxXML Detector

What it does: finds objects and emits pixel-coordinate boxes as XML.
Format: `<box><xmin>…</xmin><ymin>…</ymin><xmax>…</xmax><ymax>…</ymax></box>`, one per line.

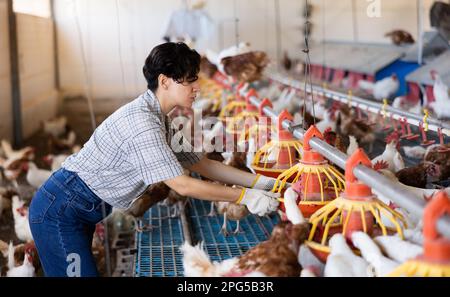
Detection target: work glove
<box><xmin>251</xmin><ymin>174</ymin><xmax>291</xmax><ymax>191</ymax></box>
<box><xmin>236</xmin><ymin>188</ymin><xmax>280</xmax><ymax>216</ymax></box>
<box><xmin>251</xmin><ymin>174</ymin><xmax>278</xmax><ymax>191</ymax></box>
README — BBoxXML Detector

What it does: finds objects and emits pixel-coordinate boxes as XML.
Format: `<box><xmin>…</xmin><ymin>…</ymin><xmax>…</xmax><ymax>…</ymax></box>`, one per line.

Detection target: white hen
<box><xmin>298</xmin><ymin>245</ymin><xmax>325</xmax><ymax>277</ymax></box>
<box><xmin>359</xmin><ymin>74</ymin><xmax>399</xmax><ymax>101</ymax></box>
<box><xmin>346</xmin><ymin>136</ymin><xmax>359</xmax><ymax>156</ymax></box>
<box><xmin>374</xmin><ymin>235</ymin><xmax>423</xmax><ymax>263</ymax></box>
<box><xmin>1</xmin><ymin>140</ymin><xmax>34</xmax><ymax>161</ymax></box>
<box><xmin>429</xmin><ymin>70</ymin><xmax>450</xmax><ymax>119</ymax></box>
<box><xmin>44</xmin><ymin>154</ymin><xmax>69</xmax><ymax>172</ymax></box>
<box><xmin>273</xmin><ymin>88</ymin><xmax>297</xmax><ymax>114</ymax></box>
<box><xmin>284</xmin><ymin>187</ymin><xmax>305</xmax><ymax>225</ymax></box>
<box><xmin>372</xmin><ymin>142</ymin><xmax>404</xmax><ymax>173</ymax></box>
<box><xmin>402</xmin><ymin>146</ymin><xmax>426</xmax><ymax>159</ymax></box>
<box><xmin>26</xmin><ymin>162</ymin><xmax>52</xmax><ymax>188</ymax></box>
<box><xmin>12</xmin><ymin>196</ymin><xmax>33</xmax><ymax>242</ymax></box>
<box><xmin>325</xmin><ymin>233</ymin><xmax>373</xmax><ymax>277</ymax></box>
<box><xmin>43</xmin><ymin>116</ymin><xmax>67</xmax><ymax>138</ymax></box>
<box><xmin>316</xmin><ymin>110</ymin><xmax>336</xmax><ymax>133</ymax></box>
<box><xmin>246</xmin><ymin>137</ymin><xmax>257</xmax><ymax>173</ymax></box>
<box><xmin>180</xmin><ymin>241</ymin><xmax>238</xmax><ymax>277</ymax></box>
<box><xmin>6</xmin><ymin>241</ymin><xmax>35</xmax><ymax>277</ymax></box>
<box><xmin>351</xmin><ymin>232</ymin><xmax>399</xmax><ymax>277</ymax></box>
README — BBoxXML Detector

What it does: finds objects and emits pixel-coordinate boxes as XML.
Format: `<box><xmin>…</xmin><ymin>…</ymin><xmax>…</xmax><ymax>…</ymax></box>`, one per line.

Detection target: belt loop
<box><xmin>64</xmin><ymin>172</ymin><xmax>77</xmax><ymax>185</ymax></box>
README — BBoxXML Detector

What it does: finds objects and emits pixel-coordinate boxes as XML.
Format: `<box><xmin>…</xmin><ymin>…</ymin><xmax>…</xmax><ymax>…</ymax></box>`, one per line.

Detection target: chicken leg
<box><xmin>208</xmin><ymin>202</ymin><xmax>216</xmax><ymax>217</ymax></box>
<box><xmin>133</xmin><ymin>217</ymin><xmax>158</xmax><ymax>233</ymax></box>
<box><xmin>170</xmin><ymin>203</ymin><xmax>180</xmax><ymax>218</ymax></box>
<box><xmin>232</xmin><ymin>220</ymin><xmax>244</xmax><ymax>235</ymax></box>
<box><xmin>219</xmin><ymin>212</ymin><xmax>229</xmax><ymax>236</ymax></box>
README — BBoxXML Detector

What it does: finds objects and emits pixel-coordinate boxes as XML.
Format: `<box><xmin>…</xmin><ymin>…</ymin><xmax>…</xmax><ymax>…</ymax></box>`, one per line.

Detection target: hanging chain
<box><xmin>233</xmin><ymin>0</ymin><xmax>240</xmax><ymax>48</ymax></box>
<box><xmin>302</xmin><ymin>0</ymin><xmax>316</xmax><ymax>129</ymax></box>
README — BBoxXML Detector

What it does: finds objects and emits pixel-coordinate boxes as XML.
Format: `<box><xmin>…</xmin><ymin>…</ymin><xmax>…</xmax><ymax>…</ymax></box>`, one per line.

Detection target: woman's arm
<box><xmin>188</xmin><ymin>157</ymin><xmax>257</xmax><ymax>188</ymax></box>
<box><xmin>163</xmin><ymin>174</ymin><xmax>242</xmax><ymax>203</ymax></box>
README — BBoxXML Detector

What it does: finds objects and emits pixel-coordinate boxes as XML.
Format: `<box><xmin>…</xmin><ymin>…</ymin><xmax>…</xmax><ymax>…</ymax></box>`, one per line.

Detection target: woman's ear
<box><xmin>158</xmin><ymin>74</ymin><xmax>169</xmax><ymax>90</ymax></box>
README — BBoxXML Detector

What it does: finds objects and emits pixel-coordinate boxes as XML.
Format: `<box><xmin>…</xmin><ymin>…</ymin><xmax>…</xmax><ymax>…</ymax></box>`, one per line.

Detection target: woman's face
<box><xmin>168</xmin><ymin>78</ymin><xmax>200</xmax><ymax>109</ymax></box>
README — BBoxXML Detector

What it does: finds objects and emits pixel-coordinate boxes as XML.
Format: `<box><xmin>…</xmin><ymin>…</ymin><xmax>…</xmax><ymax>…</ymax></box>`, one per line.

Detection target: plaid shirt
<box><xmin>63</xmin><ymin>90</ymin><xmax>202</xmax><ymax>209</ymax></box>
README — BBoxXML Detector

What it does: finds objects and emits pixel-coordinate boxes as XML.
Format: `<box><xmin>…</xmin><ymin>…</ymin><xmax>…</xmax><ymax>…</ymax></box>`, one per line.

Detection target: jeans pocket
<box><xmin>30</xmin><ymin>186</ymin><xmax>56</xmax><ymax>224</ymax></box>
<box><xmin>69</xmin><ymin>195</ymin><xmax>105</xmax><ymax>224</ymax></box>
<box><xmin>70</xmin><ymin>195</ymin><xmax>96</xmax><ymax>213</ymax></box>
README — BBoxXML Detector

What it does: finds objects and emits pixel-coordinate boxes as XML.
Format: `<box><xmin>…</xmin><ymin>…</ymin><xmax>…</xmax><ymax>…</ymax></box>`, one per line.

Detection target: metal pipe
<box><xmin>417</xmin><ymin>0</ymin><xmax>424</xmax><ymax>65</ymax></box>
<box><xmin>244</xmin><ymin>90</ymin><xmax>450</xmax><ymax>239</ymax></box>
<box><xmin>7</xmin><ymin>0</ymin><xmax>23</xmax><ymax>147</ymax></box>
<box><xmin>269</xmin><ymin>73</ymin><xmax>450</xmax><ymax>136</ymax></box>
<box><xmin>50</xmin><ymin>0</ymin><xmax>60</xmax><ymax>91</ymax></box>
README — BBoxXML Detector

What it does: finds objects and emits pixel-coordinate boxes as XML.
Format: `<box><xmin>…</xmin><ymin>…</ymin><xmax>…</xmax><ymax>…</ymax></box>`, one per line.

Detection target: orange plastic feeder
<box><xmin>304</xmin><ymin>149</ymin><xmax>408</xmax><ymax>263</ymax></box>
<box><xmin>389</xmin><ymin>191</ymin><xmax>450</xmax><ymax>277</ymax></box>
<box><xmin>225</xmin><ymin>89</ymin><xmax>261</xmax><ymax>138</ymax></box>
<box><xmin>251</xmin><ymin>110</ymin><xmax>302</xmax><ymax>179</ymax></box>
<box><xmin>272</xmin><ymin>126</ymin><xmax>345</xmax><ymax>219</ymax></box>
<box><xmin>218</xmin><ymin>82</ymin><xmax>247</xmax><ymax>123</ymax></box>
<box><xmin>237</xmin><ymin>98</ymin><xmax>276</xmax><ymax>151</ymax></box>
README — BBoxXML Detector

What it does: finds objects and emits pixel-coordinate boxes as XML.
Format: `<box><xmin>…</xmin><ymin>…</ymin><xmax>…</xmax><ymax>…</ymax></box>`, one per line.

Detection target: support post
<box><xmin>7</xmin><ymin>0</ymin><xmax>22</xmax><ymax>147</ymax></box>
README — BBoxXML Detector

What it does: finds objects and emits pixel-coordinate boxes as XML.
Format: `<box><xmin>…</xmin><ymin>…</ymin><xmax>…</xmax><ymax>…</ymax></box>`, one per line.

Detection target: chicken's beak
<box><xmin>42</xmin><ymin>155</ymin><xmax>52</xmax><ymax>165</ymax></box>
<box><xmin>26</xmin><ymin>253</ymin><xmax>33</xmax><ymax>263</ymax></box>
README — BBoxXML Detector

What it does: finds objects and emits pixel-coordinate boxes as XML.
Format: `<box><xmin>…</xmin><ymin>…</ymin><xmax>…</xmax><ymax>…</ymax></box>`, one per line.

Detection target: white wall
<box><xmin>0</xmin><ymin>0</ymin><xmax>12</xmax><ymax>141</ymax></box>
<box><xmin>14</xmin><ymin>0</ymin><xmax>51</xmax><ymax>18</ymax></box>
<box><xmin>310</xmin><ymin>0</ymin><xmax>434</xmax><ymax>45</ymax></box>
<box><xmin>53</xmin><ymin>0</ymin><xmax>439</xmax><ymax>102</ymax></box>
<box><xmin>0</xmin><ymin>1</ymin><xmax>58</xmax><ymax>141</ymax></box>
<box><xmin>17</xmin><ymin>13</ymin><xmax>58</xmax><ymax>138</ymax></box>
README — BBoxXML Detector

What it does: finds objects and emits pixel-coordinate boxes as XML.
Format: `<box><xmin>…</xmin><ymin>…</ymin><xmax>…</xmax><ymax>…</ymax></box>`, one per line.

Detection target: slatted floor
<box><xmin>135</xmin><ymin>199</ymin><xmax>280</xmax><ymax>277</ymax></box>
<box><xmin>135</xmin><ymin>203</ymin><xmax>185</xmax><ymax>277</ymax></box>
<box><xmin>188</xmin><ymin>199</ymin><xmax>280</xmax><ymax>263</ymax></box>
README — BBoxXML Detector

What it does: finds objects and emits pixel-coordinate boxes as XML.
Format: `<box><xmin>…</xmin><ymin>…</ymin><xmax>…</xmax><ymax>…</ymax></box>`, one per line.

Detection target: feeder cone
<box><xmin>272</xmin><ymin>125</ymin><xmax>345</xmax><ymax>219</ymax></box>
<box><xmin>251</xmin><ymin>110</ymin><xmax>302</xmax><ymax>179</ymax></box>
<box><xmin>389</xmin><ymin>191</ymin><xmax>450</xmax><ymax>277</ymax></box>
<box><xmin>304</xmin><ymin>149</ymin><xmax>408</xmax><ymax>263</ymax></box>
<box><xmin>218</xmin><ymin>83</ymin><xmax>248</xmax><ymax>122</ymax></box>
<box><xmin>226</xmin><ymin>89</ymin><xmax>260</xmax><ymax>137</ymax></box>
<box><xmin>237</xmin><ymin>98</ymin><xmax>275</xmax><ymax>150</ymax></box>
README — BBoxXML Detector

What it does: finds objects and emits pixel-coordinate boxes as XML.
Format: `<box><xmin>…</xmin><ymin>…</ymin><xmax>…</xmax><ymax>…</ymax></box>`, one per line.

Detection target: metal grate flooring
<box><xmin>135</xmin><ymin>203</ymin><xmax>185</xmax><ymax>277</ymax></box>
<box><xmin>135</xmin><ymin>199</ymin><xmax>280</xmax><ymax>277</ymax></box>
<box><xmin>188</xmin><ymin>199</ymin><xmax>280</xmax><ymax>262</ymax></box>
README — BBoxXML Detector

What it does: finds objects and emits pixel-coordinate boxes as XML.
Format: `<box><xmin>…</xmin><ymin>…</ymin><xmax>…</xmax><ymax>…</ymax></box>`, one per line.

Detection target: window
<box><xmin>13</xmin><ymin>0</ymin><xmax>51</xmax><ymax>18</ymax></box>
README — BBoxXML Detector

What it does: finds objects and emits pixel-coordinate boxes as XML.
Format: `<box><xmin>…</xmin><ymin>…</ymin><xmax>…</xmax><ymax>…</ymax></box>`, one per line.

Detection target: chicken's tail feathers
<box><xmin>7</xmin><ymin>241</ymin><xmax>15</xmax><ymax>270</ymax></box>
<box><xmin>358</xmin><ymin>80</ymin><xmax>375</xmax><ymax>92</ymax></box>
<box><xmin>180</xmin><ymin>241</ymin><xmax>215</xmax><ymax>277</ymax></box>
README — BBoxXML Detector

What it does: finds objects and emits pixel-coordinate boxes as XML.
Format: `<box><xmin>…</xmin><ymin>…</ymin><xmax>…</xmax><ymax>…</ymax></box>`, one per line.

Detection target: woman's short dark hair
<box><xmin>143</xmin><ymin>42</ymin><xmax>201</xmax><ymax>92</ymax></box>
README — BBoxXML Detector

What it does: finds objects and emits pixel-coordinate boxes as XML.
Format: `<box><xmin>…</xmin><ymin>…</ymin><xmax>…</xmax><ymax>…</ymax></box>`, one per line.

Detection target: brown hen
<box><xmin>221</xmin><ymin>51</ymin><xmax>270</xmax><ymax>83</ymax></box>
<box><xmin>235</xmin><ymin>221</ymin><xmax>310</xmax><ymax>276</ymax></box>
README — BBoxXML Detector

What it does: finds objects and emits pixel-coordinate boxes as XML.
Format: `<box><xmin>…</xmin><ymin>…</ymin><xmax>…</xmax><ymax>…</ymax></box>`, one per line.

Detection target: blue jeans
<box><xmin>29</xmin><ymin>168</ymin><xmax>112</xmax><ymax>277</ymax></box>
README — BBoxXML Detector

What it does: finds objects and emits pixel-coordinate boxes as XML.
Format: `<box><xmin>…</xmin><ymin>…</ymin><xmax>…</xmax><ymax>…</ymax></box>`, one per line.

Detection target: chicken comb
<box><xmin>385</xmin><ymin>131</ymin><xmax>400</xmax><ymax>144</ymax></box>
<box><xmin>328</xmin><ymin>102</ymin><xmax>342</xmax><ymax>120</ymax></box>
<box><xmin>373</xmin><ymin>160</ymin><xmax>389</xmax><ymax>171</ymax></box>
<box><xmin>322</xmin><ymin>128</ymin><xmax>336</xmax><ymax>145</ymax></box>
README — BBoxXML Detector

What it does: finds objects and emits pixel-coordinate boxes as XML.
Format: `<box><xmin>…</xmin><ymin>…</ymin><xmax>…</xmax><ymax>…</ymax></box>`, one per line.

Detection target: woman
<box><xmin>29</xmin><ymin>42</ymin><xmax>279</xmax><ymax>277</ymax></box>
